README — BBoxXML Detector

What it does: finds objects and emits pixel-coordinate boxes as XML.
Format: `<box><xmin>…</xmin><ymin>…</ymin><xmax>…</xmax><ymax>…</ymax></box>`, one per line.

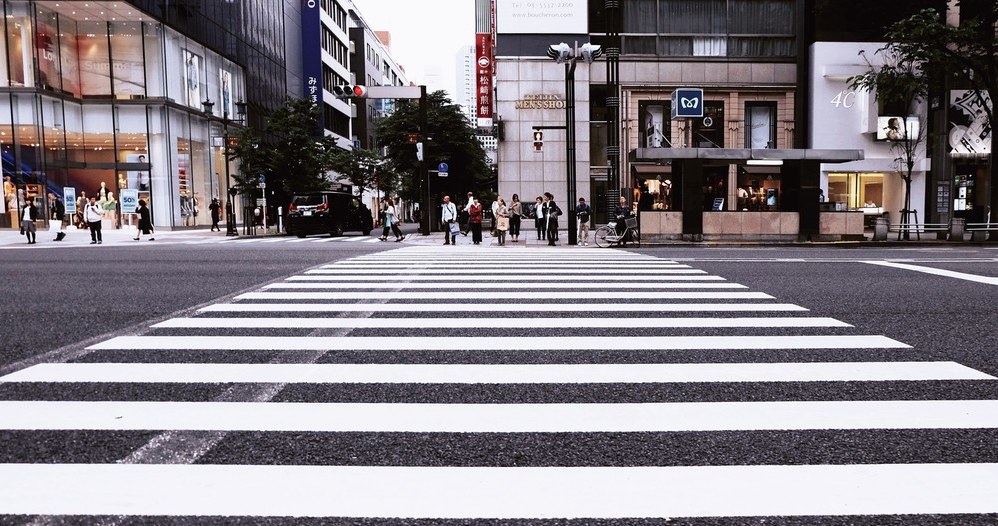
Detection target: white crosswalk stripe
<box><xmin>1</xmin><ymin>245</ymin><xmax>995</xmax><ymax>523</ymax></box>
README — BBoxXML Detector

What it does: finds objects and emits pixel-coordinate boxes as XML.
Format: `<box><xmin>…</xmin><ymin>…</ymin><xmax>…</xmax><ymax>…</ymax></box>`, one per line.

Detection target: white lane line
<box><xmin>362</xmin><ymin>238</ymin><xmax>383</xmax><ymax>243</ymax></box>
<box><xmin>88</xmin><ymin>335</ymin><xmax>908</xmax><ymax>351</ymax></box>
<box><xmin>286</xmin><ymin>274</ymin><xmax>726</xmax><ymax>281</ymax></box>
<box><xmin>260</xmin><ymin>238</ymin><xmax>290</xmax><ymax>243</ymax></box>
<box><xmin>285</xmin><ymin>238</ymin><xmax>314</xmax><ymax>243</ymax></box>
<box><xmin>263</xmin><ymin>282</ymin><xmax>747</xmax><ymax>290</ymax></box>
<box><xmin>0</xmin><ymin>400</ymin><xmax>991</xmax><ymax>432</ymax></box>
<box><xmin>863</xmin><ymin>261</ymin><xmax>998</xmax><ymax>286</ymax></box>
<box><xmin>149</xmin><ymin>316</ymin><xmax>849</xmax><ymax>329</ymax></box>
<box><xmin>199</xmin><ymin>302</ymin><xmax>809</xmax><ymax>313</ymax></box>
<box><xmin>235</xmin><ymin>291</ymin><xmax>772</xmax><ymax>300</ymax></box>
<box><xmin>324</xmin><ymin>264</ymin><xmax>692</xmax><ymax>269</ymax></box>
<box><xmin>3</xmin><ymin>361</ymin><xmax>989</xmax><ymax>384</ymax></box>
<box><xmin>306</xmin><ymin>268</ymin><xmax>708</xmax><ymax>274</ymax></box>
<box><xmin>4</xmin><ymin>463</ymin><xmax>997</xmax><ymax>518</ymax></box>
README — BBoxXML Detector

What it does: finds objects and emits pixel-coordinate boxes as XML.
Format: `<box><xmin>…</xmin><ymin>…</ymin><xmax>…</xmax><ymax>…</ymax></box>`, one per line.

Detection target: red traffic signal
<box><xmin>332</xmin><ymin>85</ymin><xmax>367</xmax><ymax>99</ymax></box>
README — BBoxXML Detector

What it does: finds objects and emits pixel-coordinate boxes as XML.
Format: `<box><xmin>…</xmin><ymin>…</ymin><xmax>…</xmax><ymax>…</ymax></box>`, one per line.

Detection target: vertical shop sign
<box><xmin>64</xmin><ymin>187</ymin><xmax>77</xmax><ymax>214</ymax></box>
<box><xmin>476</xmin><ymin>33</ymin><xmax>493</xmax><ymax>129</ymax></box>
<box><xmin>302</xmin><ymin>0</ymin><xmax>324</xmax><ymax>133</ymax></box>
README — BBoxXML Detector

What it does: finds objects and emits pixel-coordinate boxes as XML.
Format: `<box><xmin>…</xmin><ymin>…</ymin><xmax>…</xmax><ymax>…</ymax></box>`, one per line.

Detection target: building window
<box><xmin>638</xmin><ymin>101</ymin><xmax>672</xmax><ymax>148</ymax></box>
<box><xmin>745</xmin><ymin>102</ymin><xmax>776</xmax><ymax>148</ymax></box>
<box><xmin>692</xmin><ymin>102</ymin><xmax>724</xmax><ymax>148</ymax></box>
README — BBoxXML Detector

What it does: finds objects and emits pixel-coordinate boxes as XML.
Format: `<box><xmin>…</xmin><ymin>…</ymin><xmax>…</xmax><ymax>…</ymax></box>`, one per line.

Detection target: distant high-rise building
<box><xmin>455</xmin><ymin>45</ymin><xmax>476</xmax><ymax>124</ymax></box>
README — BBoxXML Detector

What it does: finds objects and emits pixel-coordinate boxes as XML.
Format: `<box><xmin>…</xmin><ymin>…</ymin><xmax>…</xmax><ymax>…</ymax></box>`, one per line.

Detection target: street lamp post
<box><xmin>203</xmin><ymin>99</ymin><xmax>247</xmax><ymax>236</ymax></box>
<box><xmin>547</xmin><ymin>42</ymin><xmax>602</xmax><ymax>246</ymax></box>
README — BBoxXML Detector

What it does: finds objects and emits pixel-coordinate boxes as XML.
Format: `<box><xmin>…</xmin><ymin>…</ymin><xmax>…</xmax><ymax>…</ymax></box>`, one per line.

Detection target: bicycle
<box><xmin>593</xmin><ymin>216</ymin><xmax>640</xmax><ymax>248</ymax></box>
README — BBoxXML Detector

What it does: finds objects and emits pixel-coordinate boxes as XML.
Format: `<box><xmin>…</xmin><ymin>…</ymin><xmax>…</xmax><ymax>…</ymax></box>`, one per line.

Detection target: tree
<box><xmin>375</xmin><ymin>90</ymin><xmax>491</xmax><ymax>205</ymax></box>
<box><xmin>848</xmin><ymin>47</ymin><xmax>930</xmax><ymax>238</ymax></box>
<box><xmin>329</xmin><ymin>147</ymin><xmax>383</xmax><ymax>194</ymax></box>
<box><xmin>880</xmin><ymin>3</ymin><xmax>997</xmax><ymax>227</ymax></box>
<box><xmin>229</xmin><ymin>97</ymin><xmax>342</xmax><ymax>196</ymax></box>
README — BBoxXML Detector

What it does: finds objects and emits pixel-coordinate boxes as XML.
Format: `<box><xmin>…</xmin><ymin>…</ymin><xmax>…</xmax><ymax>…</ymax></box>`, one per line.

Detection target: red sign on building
<box><xmin>475</xmin><ymin>32</ymin><xmax>493</xmax><ymax>128</ymax></box>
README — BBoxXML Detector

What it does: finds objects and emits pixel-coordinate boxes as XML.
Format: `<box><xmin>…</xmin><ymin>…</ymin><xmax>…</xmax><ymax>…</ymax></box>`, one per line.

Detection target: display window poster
<box><xmin>125</xmin><ymin>153</ymin><xmax>150</xmax><ymax>191</ymax></box>
<box><xmin>639</xmin><ymin>101</ymin><xmax>670</xmax><ymax>148</ymax></box>
<box><xmin>183</xmin><ymin>50</ymin><xmax>203</xmax><ymax>108</ymax></box>
<box><xmin>35</xmin><ymin>20</ymin><xmax>60</xmax><ymax>90</ymax></box>
<box><xmin>219</xmin><ymin>69</ymin><xmax>233</xmax><ymax>118</ymax></box>
<box><xmin>949</xmin><ymin>90</ymin><xmax>992</xmax><ymax>154</ymax></box>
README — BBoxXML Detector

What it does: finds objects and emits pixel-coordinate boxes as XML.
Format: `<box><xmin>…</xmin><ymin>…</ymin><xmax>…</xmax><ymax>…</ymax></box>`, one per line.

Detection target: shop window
<box><xmin>737</xmin><ymin>167</ymin><xmax>783</xmax><ymax>211</ymax></box>
<box><xmin>702</xmin><ymin>168</ymin><xmax>728</xmax><ymax>211</ymax></box>
<box><xmin>5</xmin><ymin>10</ymin><xmax>32</xmax><ymax>87</ymax></box>
<box><xmin>110</xmin><ymin>22</ymin><xmax>146</xmax><ymax>99</ymax></box>
<box><xmin>638</xmin><ymin>101</ymin><xmax>672</xmax><ymax>148</ymax></box>
<box><xmin>745</xmin><ymin>102</ymin><xmax>776</xmax><ymax>149</ymax></box>
<box><xmin>635</xmin><ymin>172</ymin><xmax>673</xmax><ymax>210</ymax></box>
<box><xmin>78</xmin><ymin>21</ymin><xmax>112</xmax><ymax>98</ymax></box>
<box><xmin>692</xmin><ymin>102</ymin><xmax>724</xmax><ymax>148</ymax></box>
<box><xmin>36</xmin><ymin>9</ymin><xmax>61</xmax><ymax>93</ymax></box>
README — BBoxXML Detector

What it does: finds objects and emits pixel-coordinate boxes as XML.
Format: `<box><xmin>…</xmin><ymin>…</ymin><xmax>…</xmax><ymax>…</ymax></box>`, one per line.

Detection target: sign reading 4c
<box><xmin>671</xmin><ymin>88</ymin><xmax>704</xmax><ymax>119</ymax></box>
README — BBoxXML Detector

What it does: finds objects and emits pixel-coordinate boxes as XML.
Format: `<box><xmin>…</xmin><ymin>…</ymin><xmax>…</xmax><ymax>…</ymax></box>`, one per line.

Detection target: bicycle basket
<box><xmin>624</xmin><ymin>217</ymin><xmax>638</xmax><ymax>229</ymax></box>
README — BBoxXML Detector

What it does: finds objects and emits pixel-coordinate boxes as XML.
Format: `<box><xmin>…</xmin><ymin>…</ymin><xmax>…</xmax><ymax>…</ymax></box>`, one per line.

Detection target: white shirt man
<box><xmin>84</xmin><ymin>197</ymin><xmax>104</xmax><ymax>244</ymax></box>
<box><xmin>441</xmin><ymin>195</ymin><xmax>458</xmax><ymax>245</ymax></box>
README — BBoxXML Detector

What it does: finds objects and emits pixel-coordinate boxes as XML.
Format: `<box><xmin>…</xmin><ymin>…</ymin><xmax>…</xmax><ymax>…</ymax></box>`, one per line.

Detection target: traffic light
<box><xmin>532</xmin><ymin>130</ymin><xmax>543</xmax><ymax>152</ymax></box>
<box><xmin>332</xmin><ymin>85</ymin><xmax>368</xmax><ymax>99</ymax></box>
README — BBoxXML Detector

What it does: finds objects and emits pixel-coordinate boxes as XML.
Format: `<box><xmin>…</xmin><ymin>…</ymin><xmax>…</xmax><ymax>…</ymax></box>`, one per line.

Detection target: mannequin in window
<box><xmin>136</xmin><ymin>155</ymin><xmax>149</xmax><ymax>190</ymax></box>
<box><xmin>96</xmin><ymin>181</ymin><xmax>109</xmax><ymax>201</ymax></box>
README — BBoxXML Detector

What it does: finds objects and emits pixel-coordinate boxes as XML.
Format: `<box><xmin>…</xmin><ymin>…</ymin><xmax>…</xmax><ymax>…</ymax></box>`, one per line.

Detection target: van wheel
<box><xmin>330</xmin><ymin>226</ymin><xmax>344</xmax><ymax>237</ymax></box>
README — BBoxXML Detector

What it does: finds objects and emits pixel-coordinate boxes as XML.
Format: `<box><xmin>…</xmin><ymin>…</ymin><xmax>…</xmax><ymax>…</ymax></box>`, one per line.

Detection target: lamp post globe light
<box><xmin>203</xmin><ymin>98</ymin><xmax>248</xmax><ymax>236</ymax></box>
<box><xmin>546</xmin><ymin>41</ymin><xmax>602</xmax><ymax>246</ymax></box>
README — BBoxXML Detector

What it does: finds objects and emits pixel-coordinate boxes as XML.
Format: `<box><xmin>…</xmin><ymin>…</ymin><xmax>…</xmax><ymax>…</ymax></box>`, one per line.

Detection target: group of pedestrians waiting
<box><xmin>440</xmin><ymin>191</ymin><xmax>605</xmax><ymax>246</ymax></box>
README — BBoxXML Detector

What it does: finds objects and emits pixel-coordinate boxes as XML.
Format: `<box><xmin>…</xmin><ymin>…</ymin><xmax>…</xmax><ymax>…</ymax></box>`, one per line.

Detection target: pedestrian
<box><xmin>209</xmin><ymin>198</ymin><xmax>221</xmax><ymax>231</ymax></box>
<box><xmin>509</xmin><ymin>194</ymin><xmax>522</xmax><ymax>243</ymax></box>
<box><xmin>533</xmin><ymin>196</ymin><xmax>545</xmax><ymax>240</ymax></box>
<box><xmin>75</xmin><ymin>191</ymin><xmax>87</xmax><ymax>228</ymax></box>
<box><xmin>461</xmin><ymin>191</ymin><xmax>474</xmax><ymax>236</ymax></box>
<box><xmin>490</xmin><ymin>197</ymin><xmax>500</xmax><ymax>237</ymax></box>
<box><xmin>576</xmin><ymin>197</ymin><xmax>592</xmax><ymax>246</ymax></box>
<box><xmin>469</xmin><ymin>197</ymin><xmax>484</xmax><ymax>245</ymax></box>
<box><xmin>543</xmin><ymin>192</ymin><xmax>561</xmax><ymax>246</ymax></box>
<box><xmin>134</xmin><ymin>199</ymin><xmax>154</xmax><ymax>241</ymax></box>
<box><xmin>440</xmin><ymin>195</ymin><xmax>458</xmax><ymax>245</ymax></box>
<box><xmin>614</xmin><ymin>195</ymin><xmax>632</xmax><ymax>246</ymax></box>
<box><xmin>84</xmin><ymin>196</ymin><xmax>103</xmax><ymax>244</ymax></box>
<box><xmin>379</xmin><ymin>198</ymin><xmax>404</xmax><ymax>242</ymax></box>
<box><xmin>495</xmin><ymin>198</ymin><xmax>509</xmax><ymax>246</ymax></box>
<box><xmin>21</xmin><ymin>198</ymin><xmax>39</xmax><ymax>244</ymax></box>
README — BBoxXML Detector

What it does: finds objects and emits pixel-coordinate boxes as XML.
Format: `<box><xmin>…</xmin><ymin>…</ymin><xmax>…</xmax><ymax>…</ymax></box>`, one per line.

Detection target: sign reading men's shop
<box><xmin>671</xmin><ymin>88</ymin><xmax>704</xmax><ymax>119</ymax></box>
<box><xmin>515</xmin><ymin>95</ymin><xmax>567</xmax><ymax>110</ymax></box>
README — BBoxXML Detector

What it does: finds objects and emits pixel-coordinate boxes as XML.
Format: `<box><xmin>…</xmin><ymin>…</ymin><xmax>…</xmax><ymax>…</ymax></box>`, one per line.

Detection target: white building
<box><xmin>455</xmin><ymin>45</ymin><xmax>477</xmax><ymax>124</ymax></box>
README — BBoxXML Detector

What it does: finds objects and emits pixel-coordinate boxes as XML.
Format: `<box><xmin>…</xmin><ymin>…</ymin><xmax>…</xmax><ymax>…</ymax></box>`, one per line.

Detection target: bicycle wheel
<box><xmin>593</xmin><ymin>226</ymin><xmax>613</xmax><ymax>248</ymax></box>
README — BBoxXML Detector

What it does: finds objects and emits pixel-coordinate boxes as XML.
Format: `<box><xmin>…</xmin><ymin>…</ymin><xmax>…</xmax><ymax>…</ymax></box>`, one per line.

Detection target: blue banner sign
<box><xmin>63</xmin><ymin>187</ymin><xmax>77</xmax><ymax>214</ymax></box>
<box><xmin>302</xmin><ymin>0</ymin><xmax>324</xmax><ymax>133</ymax></box>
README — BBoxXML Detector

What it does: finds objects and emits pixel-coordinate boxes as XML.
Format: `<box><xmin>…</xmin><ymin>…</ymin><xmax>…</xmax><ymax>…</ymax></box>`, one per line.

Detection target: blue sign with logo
<box><xmin>671</xmin><ymin>88</ymin><xmax>704</xmax><ymax>119</ymax></box>
<box><xmin>63</xmin><ymin>187</ymin><xmax>77</xmax><ymax>214</ymax></box>
<box><xmin>438</xmin><ymin>163</ymin><xmax>448</xmax><ymax>173</ymax></box>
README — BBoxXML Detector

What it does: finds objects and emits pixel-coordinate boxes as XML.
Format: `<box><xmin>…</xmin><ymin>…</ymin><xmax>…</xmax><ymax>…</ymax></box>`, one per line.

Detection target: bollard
<box><xmin>873</xmin><ymin>217</ymin><xmax>888</xmax><ymax>241</ymax></box>
<box><xmin>949</xmin><ymin>218</ymin><xmax>965</xmax><ymax>241</ymax></box>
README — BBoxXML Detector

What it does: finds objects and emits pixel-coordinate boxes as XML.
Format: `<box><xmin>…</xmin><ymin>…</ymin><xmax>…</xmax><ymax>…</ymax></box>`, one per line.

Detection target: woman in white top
<box><xmin>380</xmin><ymin>198</ymin><xmax>404</xmax><ymax>242</ymax></box>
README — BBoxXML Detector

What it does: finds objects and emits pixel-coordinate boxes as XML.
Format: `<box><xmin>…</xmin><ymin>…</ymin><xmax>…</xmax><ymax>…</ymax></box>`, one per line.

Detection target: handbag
<box><xmin>449</xmin><ymin>221</ymin><xmax>461</xmax><ymax>235</ymax></box>
<box><xmin>496</xmin><ymin>217</ymin><xmax>509</xmax><ymax>231</ymax></box>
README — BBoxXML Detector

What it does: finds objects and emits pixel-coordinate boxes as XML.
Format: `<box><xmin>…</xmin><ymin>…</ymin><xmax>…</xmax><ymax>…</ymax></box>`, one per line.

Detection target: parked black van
<box><xmin>286</xmin><ymin>190</ymin><xmax>374</xmax><ymax>237</ymax></box>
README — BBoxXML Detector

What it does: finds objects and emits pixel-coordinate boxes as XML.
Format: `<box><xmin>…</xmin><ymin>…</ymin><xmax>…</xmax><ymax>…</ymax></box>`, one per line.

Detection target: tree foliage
<box><xmin>329</xmin><ymin>147</ymin><xmax>384</xmax><ymax>194</ymax></box>
<box><xmin>374</xmin><ymin>90</ymin><xmax>491</xmax><ymax>203</ymax></box>
<box><xmin>228</xmin><ymin>97</ymin><xmax>342</xmax><ymax>196</ymax></box>
<box><xmin>848</xmin><ymin>47</ymin><xmax>929</xmax><ymax>222</ymax></box>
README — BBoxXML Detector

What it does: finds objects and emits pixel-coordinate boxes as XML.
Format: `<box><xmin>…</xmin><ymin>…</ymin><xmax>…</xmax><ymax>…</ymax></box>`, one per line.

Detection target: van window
<box><xmin>292</xmin><ymin>195</ymin><xmax>325</xmax><ymax>207</ymax></box>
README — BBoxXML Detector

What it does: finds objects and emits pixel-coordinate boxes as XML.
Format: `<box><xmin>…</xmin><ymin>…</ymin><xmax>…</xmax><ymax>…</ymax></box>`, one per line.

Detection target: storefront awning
<box><xmin>629</xmin><ymin>148</ymin><xmax>864</xmax><ymax>163</ymax></box>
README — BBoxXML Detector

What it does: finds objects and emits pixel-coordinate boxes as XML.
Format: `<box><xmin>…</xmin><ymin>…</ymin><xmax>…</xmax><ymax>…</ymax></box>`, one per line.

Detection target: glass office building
<box><xmin>0</xmin><ymin>1</ymin><xmax>260</xmax><ymax>230</ymax></box>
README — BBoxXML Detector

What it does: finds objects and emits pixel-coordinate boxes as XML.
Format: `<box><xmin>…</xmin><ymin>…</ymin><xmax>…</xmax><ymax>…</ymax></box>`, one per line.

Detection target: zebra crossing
<box><xmin>1</xmin><ymin>246</ymin><xmax>997</xmax><ymax>523</ymax></box>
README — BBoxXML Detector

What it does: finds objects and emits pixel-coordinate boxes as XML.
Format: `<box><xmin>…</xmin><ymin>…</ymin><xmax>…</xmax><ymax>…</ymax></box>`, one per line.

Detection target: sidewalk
<box><xmin>0</xmin><ymin>223</ymin><xmax>232</xmax><ymax>248</ymax></box>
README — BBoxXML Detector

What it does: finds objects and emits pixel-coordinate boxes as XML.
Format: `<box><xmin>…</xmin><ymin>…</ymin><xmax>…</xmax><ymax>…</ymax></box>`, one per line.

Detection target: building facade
<box><xmin>1</xmin><ymin>0</ymin><xmax>299</xmax><ymax>231</ymax></box>
<box><xmin>493</xmin><ymin>0</ymin><xmax>984</xmax><ymax>240</ymax></box>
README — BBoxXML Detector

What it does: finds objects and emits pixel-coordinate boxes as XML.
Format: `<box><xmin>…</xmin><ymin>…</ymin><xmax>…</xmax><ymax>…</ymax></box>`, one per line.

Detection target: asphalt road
<box><xmin>0</xmin><ymin>240</ymin><xmax>997</xmax><ymax>525</ymax></box>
